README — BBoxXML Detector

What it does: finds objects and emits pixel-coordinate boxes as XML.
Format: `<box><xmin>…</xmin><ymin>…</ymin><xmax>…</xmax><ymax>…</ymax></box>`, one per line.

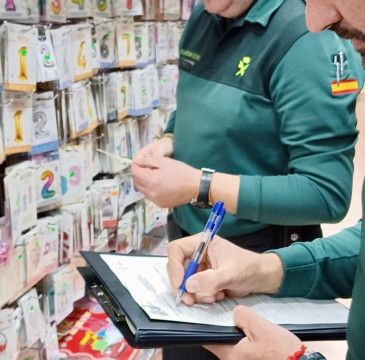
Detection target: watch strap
<box><xmin>191</xmin><ymin>168</ymin><xmax>215</xmax><ymax>208</ymax></box>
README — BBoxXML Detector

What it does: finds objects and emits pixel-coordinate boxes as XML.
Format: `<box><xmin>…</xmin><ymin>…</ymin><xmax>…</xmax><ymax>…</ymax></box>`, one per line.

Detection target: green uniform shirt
<box><xmin>165</xmin><ymin>0</ymin><xmax>364</xmax><ymax>238</ymax></box>
<box><xmin>272</xmin><ymin>180</ymin><xmax>364</xmax><ymax>359</ymax></box>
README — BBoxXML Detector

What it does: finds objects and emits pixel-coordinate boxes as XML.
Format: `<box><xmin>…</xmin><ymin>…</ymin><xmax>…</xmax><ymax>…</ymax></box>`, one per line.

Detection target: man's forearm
<box><xmin>252</xmin><ymin>253</ymin><xmax>284</xmax><ymax>295</ymax></box>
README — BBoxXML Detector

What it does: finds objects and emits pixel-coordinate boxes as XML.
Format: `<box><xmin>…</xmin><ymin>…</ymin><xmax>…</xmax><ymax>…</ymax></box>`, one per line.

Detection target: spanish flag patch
<box><xmin>331</xmin><ymin>79</ymin><xmax>360</xmax><ymax>96</ymax></box>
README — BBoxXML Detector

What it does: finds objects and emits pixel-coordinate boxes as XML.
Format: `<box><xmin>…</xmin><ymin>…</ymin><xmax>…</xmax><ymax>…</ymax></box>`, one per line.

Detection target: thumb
<box><xmin>186</xmin><ymin>267</ymin><xmax>229</xmax><ymax>294</ymax></box>
<box><xmin>133</xmin><ymin>156</ymin><xmax>162</xmax><ymax>168</ymax></box>
<box><xmin>233</xmin><ymin>306</ymin><xmax>261</xmax><ymax>340</ymax></box>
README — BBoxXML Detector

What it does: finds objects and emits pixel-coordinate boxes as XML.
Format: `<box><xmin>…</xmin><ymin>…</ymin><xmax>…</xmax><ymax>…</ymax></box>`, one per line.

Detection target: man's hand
<box><xmin>167</xmin><ymin>235</ymin><xmax>284</xmax><ymax>305</ymax></box>
<box><xmin>205</xmin><ymin>305</ymin><xmax>303</xmax><ymax>360</ymax></box>
<box><xmin>134</xmin><ymin>137</ymin><xmax>174</xmax><ymax>160</ymax></box>
<box><xmin>131</xmin><ymin>156</ymin><xmax>201</xmax><ymax>208</ymax></box>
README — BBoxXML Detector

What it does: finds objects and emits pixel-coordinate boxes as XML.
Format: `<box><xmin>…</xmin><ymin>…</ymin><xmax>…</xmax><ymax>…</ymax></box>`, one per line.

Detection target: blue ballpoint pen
<box><xmin>175</xmin><ymin>201</ymin><xmax>226</xmax><ymax>305</ymax></box>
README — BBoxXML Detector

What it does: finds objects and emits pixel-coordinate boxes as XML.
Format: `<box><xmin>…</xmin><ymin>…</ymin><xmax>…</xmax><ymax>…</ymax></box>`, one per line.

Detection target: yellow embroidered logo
<box><xmin>236</xmin><ymin>56</ymin><xmax>251</xmax><ymax>77</ymax></box>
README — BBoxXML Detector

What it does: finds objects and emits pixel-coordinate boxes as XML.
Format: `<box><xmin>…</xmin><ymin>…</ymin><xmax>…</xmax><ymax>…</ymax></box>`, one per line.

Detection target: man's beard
<box><xmin>330</xmin><ymin>23</ymin><xmax>365</xmax><ymax>67</ymax></box>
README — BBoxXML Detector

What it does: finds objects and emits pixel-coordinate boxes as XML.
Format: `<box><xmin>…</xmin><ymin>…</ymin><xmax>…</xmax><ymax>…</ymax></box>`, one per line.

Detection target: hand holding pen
<box><xmin>175</xmin><ymin>201</ymin><xmax>226</xmax><ymax>305</ymax></box>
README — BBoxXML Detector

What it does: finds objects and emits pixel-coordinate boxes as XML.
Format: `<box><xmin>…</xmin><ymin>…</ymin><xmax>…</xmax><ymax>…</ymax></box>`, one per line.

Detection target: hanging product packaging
<box><xmin>50</xmin><ymin>26</ymin><xmax>74</xmax><ymax>90</ymax></box>
<box><xmin>36</xmin><ymin>217</ymin><xmax>59</xmax><ymax>273</ymax></box>
<box><xmin>166</xmin><ymin>21</ymin><xmax>180</xmax><ymax>60</ymax></box>
<box><xmin>21</xmin><ymin>229</ymin><xmax>44</xmax><ymax>287</ymax></box>
<box><xmin>52</xmin><ymin>265</ymin><xmax>74</xmax><ymax>324</ymax></box>
<box><xmin>59</xmin><ymin>145</ymin><xmax>87</xmax><ymax>205</ymax></box>
<box><xmin>91</xmin><ymin>179</ymin><xmax>119</xmax><ymax>230</ymax></box>
<box><xmin>5</xmin><ymin>243</ymin><xmax>27</xmax><ymax>302</ymax></box>
<box><xmin>166</xmin><ymin>0</ymin><xmax>181</xmax><ymax>19</ymax></box>
<box><xmin>71</xmin><ymin>23</ymin><xmax>93</xmax><ymax>82</ymax></box>
<box><xmin>138</xmin><ymin>0</ymin><xmax>155</xmax><ymax>20</ymax></box>
<box><xmin>31</xmin><ymin>153</ymin><xmax>62</xmax><ymax>211</ymax></box>
<box><xmin>129</xmin><ymin>68</ymin><xmax>152</xmax><ymax>116</ymax></box>
<box><xmin>147</xmin><ymin>22</ymin><xmax>156</xmax><ymax>64</ymax></box>
<box><xmin>90</xmin><ymin>25</ymin><xmax>101</xmax><ymax>74</ymax></box>
<box><xmin>105</xmin><ymin>73</ymin><xmax>118</xmax><ymax>121</ymax></box>
<box><xmin>91</xmin><ymin>74</ymin><xmax>107</xmax><ymax>124</ymax></box>
<box><xmin>4</xmin><ymin>162</ymin><xmax>37</xmax><ymax>240</ymax></box>
<box><xmin>17</xmin><ymin>288</ymin><xmax>47</xmax><ymax>348</ymax></box>
<box><xmin>79</xmin><ymin>134</ymin><xmax>100</xmax><ymax>187</ymax></box>
<box><xmin>1</xmin><ymin>91</ymin><xmax>33</xmax><ymax>154</ymax></box>
<box><xmin>121</xmin><ymin>0</ymin><xmax>143</xmax><ymax>16</ymax></box>
<box><xmin>116</xmin><ymin>17</ymin><xmax>137</xmax><ymax>67</ymax></box>
<box><xmin>102</xmin><ymin>121</ymin><xmax>129</xmax><ymax>173</ymax></box>
<box><xmin>181</xmin><ymin>0</ymin><xmax>194</xmax><ymax>20</ymax></box>
<box><xmin>95</xmin><ymin>18</ymin><xmax>117</xmax><ymax>69</ymax></box>
<box><xmin>146</xmin><ymin>63</ymin><xmax>160</xmax><ymax>107</ymax></box>
<box><xmin>30</xmin><ymin>92</ymin><xmax>59</xmax><ymax>155</ymax></box>
<box><xmin>66</xmin><ymin>0</ymin><xmax>92</xmax><ymax>18</ymax></box>
<box><xmin>158</xmin><ymin>64</ymin><xmax>179</xmax><ymax>108</ymax></box>
<box><xmin>0</xmin><ymin>308</ymin><xmax>22</xmax><ymax>360</ymax></box>
<box><xmin>0</xmin><ymin>0</ymin><xmax>27</xmax><ymax>20</ymax></box>
<box><xmin>67</xmin><ymin>81</ymin><xmax>98</xmax><ymax>137</ymax></box>
<box><xmin>37</xmin><ymin>26</ymin><xmax>59</xmax><ymax>83</ymax></box>
<box><xmin>4</xmin><ymin>23</ymin><xmax>37</xmax><ymax>92</ymax></box>
<box><xmin>42</xmin><ymin>0</ymin><xmax>67</xmax><ymax>23</ymax></box>
<box><xmin>93</xmin><ymin>0</ymin><xmax>112</xmax><ymax>18</ymax></box>
<box><xmin>115</xmin><ymin>71</ymin><xmax>130</xmax><ymax>119</ymax></box>
<box><xmin>155</xmin><ymin>22</ymin><xmax>168</xmax><ymax>64</ymax></box>
<box><xmin>134</xmin><ymin>22</ymin><xmax>149</xmax><ymax>67</ymax></box>
<box><xmin>127</xmin><ymin>117</ymin><xmax>141</xmax><ymax>158</ymax></box>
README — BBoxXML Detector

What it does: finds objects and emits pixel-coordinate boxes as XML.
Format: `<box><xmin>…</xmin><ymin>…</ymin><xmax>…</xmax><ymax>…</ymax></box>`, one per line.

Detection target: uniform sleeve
<box><xmin>237</xmin><ymin>31</ymin><xmax>364</xmax><ymax>225</ymax></box>
<box><xmin>269</xmin><ymin>221</ymin><xmax>361</xmax><ymax>299</ymax></box>
<box><xmin>164</xmin><ymin>110</ymin><xmax>176</xmax><ymax>134</ymax></box>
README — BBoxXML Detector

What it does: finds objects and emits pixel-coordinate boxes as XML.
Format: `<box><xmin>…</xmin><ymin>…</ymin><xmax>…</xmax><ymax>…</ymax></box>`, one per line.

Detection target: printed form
<box><xmin>100</xmin><ymin>254</ymin><xmax>349</xmax><ymax>327</ymax></box>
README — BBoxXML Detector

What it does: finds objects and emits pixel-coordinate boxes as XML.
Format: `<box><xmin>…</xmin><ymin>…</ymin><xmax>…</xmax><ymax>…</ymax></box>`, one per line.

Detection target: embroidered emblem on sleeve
<box><xmin>332</xmin><ymin>79</ymin><xmax>360</xmax><ymax>95</ymax></box>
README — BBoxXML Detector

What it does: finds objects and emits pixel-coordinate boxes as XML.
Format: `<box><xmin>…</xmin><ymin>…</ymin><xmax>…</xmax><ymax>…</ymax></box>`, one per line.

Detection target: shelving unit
<box><xmin>0</xmin><ymin>1</ymin><xmax>194</xmax><ymax>358</ymax></box>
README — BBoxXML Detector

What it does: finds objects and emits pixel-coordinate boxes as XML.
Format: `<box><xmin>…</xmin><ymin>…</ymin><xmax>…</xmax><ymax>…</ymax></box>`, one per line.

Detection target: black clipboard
<box><xmin>79</xmin><ymin>251</ymin><xmax>347</xmax><ymax>349</ymax></box>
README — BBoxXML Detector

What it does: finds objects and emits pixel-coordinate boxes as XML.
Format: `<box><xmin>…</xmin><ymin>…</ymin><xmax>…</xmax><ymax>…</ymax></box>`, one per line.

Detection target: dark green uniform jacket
<box><xmin>273</xmin><ymin>179</ymin><xmax>365</xmax><ymax>359</ymax></box>
<box><xmin>164</xmin><ymin>0</ymin><xmax>364</xmax><ymax>237</ymax></box>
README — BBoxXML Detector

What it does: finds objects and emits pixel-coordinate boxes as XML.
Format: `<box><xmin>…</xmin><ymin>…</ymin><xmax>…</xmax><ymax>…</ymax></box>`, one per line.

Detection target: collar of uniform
<box><xmin>209</xmin><ymin>0</ymin><xmax>285</xmax><ymax>29</ymax></box>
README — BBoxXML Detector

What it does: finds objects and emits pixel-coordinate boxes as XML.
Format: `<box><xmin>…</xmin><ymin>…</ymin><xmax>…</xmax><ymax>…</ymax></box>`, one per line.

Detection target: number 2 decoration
<box><xmin>33</xmin><ymin>111</ymin><xmax>50</xmax><ymax>138</ymax></box>
<box><xmin>41</xmin><ymin>170</ymin><xmax>56</xmax><ymax>199</ymax></box>
<box><xmin>40</xmin><ymin>45</ymin><xmax>55</xmax><ymax>68</ymax></box>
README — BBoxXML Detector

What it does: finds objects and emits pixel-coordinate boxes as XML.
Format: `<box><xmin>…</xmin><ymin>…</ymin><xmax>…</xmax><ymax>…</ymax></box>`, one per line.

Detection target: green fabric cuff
<box><xmin>267</xmin><ymin>243</ymin><xmax>316</xmax><ymax>298</ymax></box>
<box><xmin>164</xmin><ymin>111</ymin><xmax>176</xmax><ymax>134</ymax></box>
<box><xmin>237</xmin><ymin>175</ymin><xmax>261</xmax><ymax>220</ymax></box>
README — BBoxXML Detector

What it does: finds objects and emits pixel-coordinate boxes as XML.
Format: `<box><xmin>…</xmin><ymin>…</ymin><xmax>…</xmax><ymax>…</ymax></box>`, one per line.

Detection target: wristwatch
<box><xmin>298</xmin><ymin>352</ymin><xmax>326</xmax><ymax>360</ymax></box>
<box><xmin>190</xmin><ymin>168</ymin><xmax>215</xmax><ymax>209</ymax></box>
